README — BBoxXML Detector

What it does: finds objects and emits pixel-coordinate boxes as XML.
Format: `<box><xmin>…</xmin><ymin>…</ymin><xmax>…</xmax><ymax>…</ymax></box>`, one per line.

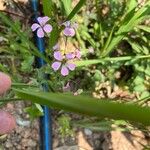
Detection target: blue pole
<box><xmin>31</xmin><ymin>1</ymin><xmax>52</xmax><ymax>150</ymax></box>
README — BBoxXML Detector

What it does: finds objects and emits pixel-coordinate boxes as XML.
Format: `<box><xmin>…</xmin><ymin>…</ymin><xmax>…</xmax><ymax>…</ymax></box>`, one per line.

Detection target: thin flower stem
<box><xmin>64</xmin><ymin>37</ymin><xmax>68</xmax><ymax>54</ymax></box>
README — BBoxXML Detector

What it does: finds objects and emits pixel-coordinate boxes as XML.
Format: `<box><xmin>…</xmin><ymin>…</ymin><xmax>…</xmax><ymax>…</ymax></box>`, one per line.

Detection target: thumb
<box><xmin>0</xmin><ymin>110</ymin><xmax>16</xmax><ymax>135</ymax></box>
<box><xmin>0</xmin><ymin>72</ymin><xmax>11</xmax><ymax>95</ymax></box>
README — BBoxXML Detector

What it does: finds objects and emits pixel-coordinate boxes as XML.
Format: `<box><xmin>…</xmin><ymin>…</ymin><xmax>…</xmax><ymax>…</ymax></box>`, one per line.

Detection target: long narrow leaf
<box><xmin>42</xmin><ymin>0</ymin><xmax>53</xmax><ymax>17</ymax></box>
<box><xmin>75</xmin><ymin>55</ymin><xmax>150</xmax><ymax>67</ymax></box>
<box><xmin>66</xmin><ymin>0</ymin><xmax>86</xmax><ymax>20</ymax></box>
<box><xmin>14</xmin><ymin>89</ymin><xmax>150</xmax><ymax>126</ymax></box>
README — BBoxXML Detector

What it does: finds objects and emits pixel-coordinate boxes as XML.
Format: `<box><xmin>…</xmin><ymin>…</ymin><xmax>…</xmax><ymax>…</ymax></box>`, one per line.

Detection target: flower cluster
<box><xmin>31</xmin><ymin>16</ymin><xmax>80</xmax><ymax>76</ymax></box>
<box><xmin>51</xmin><ymin>48</ymin><xmax>81</xmax><ymax>76</ymax></box>
<box><xmin>50</xmin><ymin>20</ymin><xmax>80</xmax><ymax>76</ymax></box>
<box><xmin>31</xmin><ymin>17</ymin><xmax>77</xmax><ymax>38</ymax></box>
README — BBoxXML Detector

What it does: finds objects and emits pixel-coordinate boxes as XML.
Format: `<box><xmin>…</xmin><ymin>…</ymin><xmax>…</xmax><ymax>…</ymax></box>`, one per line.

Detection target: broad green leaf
<box><xmin>14</xmin><ymin>89</ymin><xmax>150</xmax><ymax>126</ymax></box>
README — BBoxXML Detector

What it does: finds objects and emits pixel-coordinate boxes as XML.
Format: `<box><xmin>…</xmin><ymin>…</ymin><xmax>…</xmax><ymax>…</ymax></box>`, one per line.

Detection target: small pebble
<box><xmin>84</xmin><ymin>129</ymin><xmax>92</xmax><ymax>136</ymax></box>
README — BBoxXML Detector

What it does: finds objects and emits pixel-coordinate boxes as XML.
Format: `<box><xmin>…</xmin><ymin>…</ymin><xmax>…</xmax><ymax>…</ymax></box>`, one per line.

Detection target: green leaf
<box><xmin>21</xmin><ymin>56</ymin><xmax>34</xmax><ymax>72</ymax></box>
<box><xmin>42</xmin><ymin>0</ymin><xmax>54</xmax><ymax>17</ymax></box>
<box><xmin>126</xmin><ymin>0</ymin><xmax>137</xmax><ymax>13</ymax></box>
<box><xmin>75</xmin><ymin>59</ymin><xmax>102</xmax><ymax>67</ymax></box>
<box><xmin>13</xmin><ymin>89</ymin><xmax>150</xmax><ymax>126</ymax></box>
<box><xmin>75</xmin><ymin>55</ymin><xmax>150</xmax><ymax>67</ymax></box>
<box><xmin>66</xmin><ymin>0</ymin><xmax>86</xmax><ymax>20</ymax></box>
<box><xmin>101</xmin><ymin>1</ymin><xmax>150</xmax><ymax>57</ymax></box>
<box><xmin>134</xmin><ymin>84</ymin><xmax>146</xmax><ymax>92</ymax></box>
<box><xmin>24</xmin><ymin>104</ymin><xmax>43</xmax><ymax>120</ymax></box>
<box><xmin>137</xmin><ymin>25</ymin><xmax>150</xmax><ymax>33</ymax></box>
<box><xmin>0</xmin><ymin>12</ymin><xmax>49</xmax><ymax>63</ymax></box>
<box><xmin>133</xmin><ymin>75</ymin><xmax>144</xmax><ymax>85</ymax></box>
<box><xmin>61</xmin><ymin>0</ymin><xmax>72</xmax><ymax>16</ymax></box>
<box><xmin>140</xmin><ymin>91</ymin><xmax>150</xmax><ymax>99</ymax></box>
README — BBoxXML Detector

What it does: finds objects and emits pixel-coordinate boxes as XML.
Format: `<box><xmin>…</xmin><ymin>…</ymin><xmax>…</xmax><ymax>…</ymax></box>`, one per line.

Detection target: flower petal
<box><xmin>63</xmin><ymin>21</ymin><xmax>71</xmax><ymax>27</ymax></box>
<box><xmin>31</xmin><ymin>23</ymin><xmax>40</xmax><ymax>31</ymax></box>
<box><xmin>66</xmin><ymin>53</ymin><xmax>74</xmax><ymax>59</ymax></box>
<box><xmin>37</xmin><ymin>16</ymin><xmax>50</xmax><ymax>26</ymax></box>
<box><xmin>37</xmin><ymin>28</ymin><xmax>44</xmax><ymax>38</ymax></box>
<box><xmin>43</xmin><ymin>24</ymin><xmax>53</xmax><ymax>33</ymax></box>
<box><xmin>67</xmin><ymin>63</ymin><xmax>76</xmax><ymax>71</ymax></box>
<box><xmin>51</xmin><ymin>62</ymin><xmax>61</xmax><ymax>71</ymax></box>
<box><xmin>63</xmin><ymin>27</ymin><xmax>75</xmax><ymax>37</ymax></box>
<box><xmin>54</xmin><ymin>51</ymin><xmax>63</xmax><ymax>61</ymax></box>
<box><xmin>61</xmin><ymin>66</ymin><xmax>69</xmax><ymax>76</ymax></box>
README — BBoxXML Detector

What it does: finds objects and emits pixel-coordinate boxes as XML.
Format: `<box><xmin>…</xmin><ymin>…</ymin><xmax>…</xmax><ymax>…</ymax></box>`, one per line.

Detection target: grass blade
<box><xmin>66</xmin><ymin>0</ymin><xmax>86</xmax><ymax>20</ymax></box>
<box><xmin>14</xmin><ymin>89</ymin><xmax>150</xmax><ymax>126</ymax></box>
<box><xmin>42</xmin><ymin>0</ymin><xmax>54</xmax><ymax>17</ymax></box>
<box><xmin>101</xmin><ymin>1</ymin><xmax>150</xmax><ymax>57</ymax></box>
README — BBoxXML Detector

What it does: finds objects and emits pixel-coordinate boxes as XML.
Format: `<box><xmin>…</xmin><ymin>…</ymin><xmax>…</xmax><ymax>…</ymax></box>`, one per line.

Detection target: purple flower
<box><xmin>51</xmin><ymin>51</ymin><xmax>76</xmax><ymax>76</ymax></box>
<box><xmin>63</xmin><ymin>21</ymin><xmax>76</xmax><ymax>37</ymax></box>
<box><xmin>31</xmin><ymin>16</ymin><xmax>53</xmax><ymax>38</ymax></box>
<box><xmin>66</xmin><ymin>53</ymin><xmax>74</xmax><ymax>59</ymax></box>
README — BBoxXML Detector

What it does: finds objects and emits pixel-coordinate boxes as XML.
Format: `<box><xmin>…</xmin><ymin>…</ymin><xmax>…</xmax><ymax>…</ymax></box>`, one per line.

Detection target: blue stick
<box><xmin>31</xmin><ymin>1</ymin><xmax>52</xmax><ymax>150</ymax></box>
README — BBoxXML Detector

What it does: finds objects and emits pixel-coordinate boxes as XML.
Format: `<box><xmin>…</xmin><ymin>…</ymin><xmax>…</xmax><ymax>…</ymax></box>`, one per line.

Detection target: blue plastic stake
<box><xmin>31</xmin><ymin>0</ymin><xmax>52</xmax><ymax>150</ymax></box>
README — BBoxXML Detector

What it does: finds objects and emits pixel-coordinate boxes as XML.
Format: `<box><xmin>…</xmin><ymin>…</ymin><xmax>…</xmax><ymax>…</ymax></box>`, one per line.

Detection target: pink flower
<box><xmin>51</xmin><ymin>51</ymin><xmax>76</xmax><ymax>76</ymax></box>
<box><xmin>31</xmin><ymin>16</ymin><xmax>53</xmax><ymax>38</ymax></box>
<box><xmin>63</xmin><ymin>21</ymin><xmax>77</xmax><ymax>37</ymax></box>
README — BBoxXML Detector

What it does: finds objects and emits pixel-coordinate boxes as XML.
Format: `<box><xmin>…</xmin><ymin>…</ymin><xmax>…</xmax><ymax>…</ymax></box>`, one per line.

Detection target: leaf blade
<box><xmin>14</xmin><ymin>89</ymin><xmax>150</xmax><ymax>126</ymax></box>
